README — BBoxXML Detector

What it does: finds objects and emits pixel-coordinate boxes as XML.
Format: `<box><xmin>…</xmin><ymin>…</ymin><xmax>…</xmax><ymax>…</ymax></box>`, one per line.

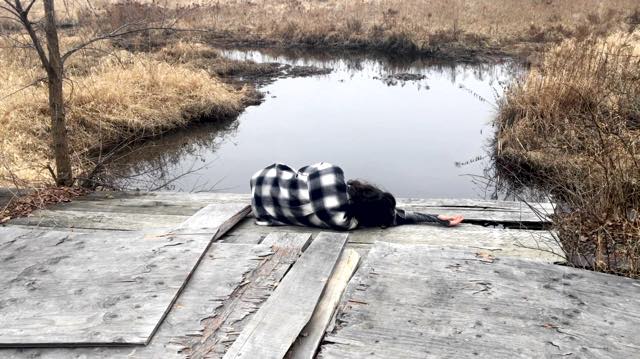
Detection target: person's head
<box><xmin>347</xmin><ymin>180</ymin><xmax>396</xmax><ymax>228</ymax></box>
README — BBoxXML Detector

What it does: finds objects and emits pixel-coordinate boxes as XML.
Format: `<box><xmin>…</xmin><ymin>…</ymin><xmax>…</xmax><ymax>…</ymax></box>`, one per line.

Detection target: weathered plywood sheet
<box><xmin>78</xmin><ymin>191</ymin><xmax>551</xmax><ymax>224</ymax></box>
<box><xmin>8</xmin><ymin>209</ymin><xmax>189</xmax><ymax>231</ymax></box>
<box><xmin>0</xmin><ymin>242</ymin><xmax>272</xmax><ymax>358</ymax></box>
<box><xmin>319</xmin><ymin>242</ymin><xmax>640</xmax><ymax>359</ymax></box>
<box><xmin>0</xmin><ymin>203</ymin><xmax>247</xmax><ymax>347</ymax></box>
<box><xmin>46</xmin><ymin>198</ymin><xmax>209</xmax><ymax>216</ymax></box>
<box><xmin>223</xmin><ymin>232</ymin><xmax>349</xmax><ymax>359</ymax></box>
<box><xmin>288</xmin><ymin>249</ymin><xmax>360</xmax><ymax>359</ymax></box>
<box><xmin>230</xmin><ymin>220</ymin><xmax>565</xmax><ymax>263</ymax></box>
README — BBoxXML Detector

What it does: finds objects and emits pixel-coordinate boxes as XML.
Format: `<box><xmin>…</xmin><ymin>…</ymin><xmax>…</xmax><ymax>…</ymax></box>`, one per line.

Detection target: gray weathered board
<box><xmin>185</xmin><ymin>232</ymin><xmax>314</xmax><ymax>358</ymax></box>
<box><xmin>230</xmin><ymin>220</ymin><xmax>565</xmax><ymax>263</ymax></box>
<box><xmin>224</xmin><ymin>232</ymin><xmax>349</xmax><ymax>359</ymax></box>
<box><xmin>319</xmin><ymin>242</ymin><xmax>640</xmax><ymax>359</ymax></box>
<box><xmin>14</xmin><ymin>191</ymin><xmax>553</xmax><ymax>231</ymax></box>
<box><xmin>0</xmin><ymin>242</ymin><xmax>274</xmax><ymax>358</ymax></box>
<box><xmin>0</xmin><ymin>203</ymin><xmax>247</xmax><ymax>347</ymax></box>
<box><xmin>288</xmin><ymin>249</ymin><xmax>361</xmax><ymax>359</ymax></box>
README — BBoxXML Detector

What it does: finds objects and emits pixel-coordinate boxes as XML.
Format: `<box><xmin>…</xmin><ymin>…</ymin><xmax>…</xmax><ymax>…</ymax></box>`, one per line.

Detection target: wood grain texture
<box><xmin>223</xmin><ymin>232</ymin><xmax>349</xmax><ymax>359</ymax></box>
<box><xmin>0</xmin><ymin>242</ymin><xmax>272</xmax><ymax>358</ymax></box>
<box><xmin>0</xmin><ymin>203</ymin><xmax>247</xmax><ymax>347</ymax></box>
<box><xmin>71</xmin><ymin>191</ymin><xmax>551</xmax><ymax>224</ymax></box>
<box><xmin>287</xmin><ymin>249</ymin><xmax>360</xmax><ymax>359</ymax></box>
<box><xmin>185</xmin><ymin>232</ymin><xmax>313</xmax><ymax>359</ymax></box>
<box><xmin>319</xmin><ymin>242</ymin><xmax>640</xmax><ymax>359</ymax></box>
<box><xmin>395</xmin><ymin>198</ymin><xmax>553</xmax><ymax>224</ymax></box>
<box><xmin>230</xmin><ymin>220</ymin><xmax>565</xmax><ymax>263</ymax></box>
<box><xmin>8</xmin><ymin>209</ymin><xmax>188</xmax><ymax>231</ymax></box>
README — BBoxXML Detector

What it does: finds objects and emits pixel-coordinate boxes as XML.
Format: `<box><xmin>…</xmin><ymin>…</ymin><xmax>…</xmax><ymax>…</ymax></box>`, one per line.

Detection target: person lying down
<box><xmin>250</xmin><ymin>162</ymin><xmax>464</xmax><ymax>230</ymax></box>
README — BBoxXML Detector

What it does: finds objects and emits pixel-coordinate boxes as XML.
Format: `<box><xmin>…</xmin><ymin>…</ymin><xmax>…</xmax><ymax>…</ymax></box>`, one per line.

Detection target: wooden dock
<box><xmin>1</xmin><ymin>191</ymin><xmax>639</xmax><ymax>358</ymax></box>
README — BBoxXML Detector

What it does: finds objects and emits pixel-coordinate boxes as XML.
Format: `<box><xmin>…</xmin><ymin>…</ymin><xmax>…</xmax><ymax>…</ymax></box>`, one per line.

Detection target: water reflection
<box><xmin>112</xmin><ymin>49</ymin><xmax>523</xmax><ymax>198</ymax></box>
<box><xmin>106</xmin><ymin>120</ymin><xmax>239</xmax><ymax>192</ymax></box>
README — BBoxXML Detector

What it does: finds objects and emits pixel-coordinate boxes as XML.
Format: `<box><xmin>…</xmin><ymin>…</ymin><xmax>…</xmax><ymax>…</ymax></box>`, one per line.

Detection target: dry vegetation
<box><xmin>495</xmin><ymin>32</ymin><xmax>640</xmax><ymax>277</ymax></box>
<box><xmin>0</xmin><ymin>38</ymin><xmax>250</xmax><ymax>185</ymax></box>
<box><xmin>176</xmin><ymin>0</ymin><xmax>640</xmax><ymax>60</ymax></box>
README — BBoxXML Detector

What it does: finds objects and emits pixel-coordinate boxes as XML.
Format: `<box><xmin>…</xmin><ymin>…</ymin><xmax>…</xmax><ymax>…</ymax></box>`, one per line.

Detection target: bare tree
<box><xmin>1</xmin><ymin>0</ymin><xmax>182</xmax><ymax>186</ymax></box>
<box><xmin>2</xmin><ymin>0</ymin><xmax>72</xmax><ymax>185</ymax></box>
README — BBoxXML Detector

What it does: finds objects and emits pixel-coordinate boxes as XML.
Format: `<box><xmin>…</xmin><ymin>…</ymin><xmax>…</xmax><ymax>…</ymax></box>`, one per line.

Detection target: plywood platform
<box><xmin>319</xmin><ymin>242</ymin><xmax>640</xmax><ymax>358</ymax></box>
<box><xmin>1</xmin><ymin>191</ymin><xmax>638</xmax><ymax>358</ymax></box>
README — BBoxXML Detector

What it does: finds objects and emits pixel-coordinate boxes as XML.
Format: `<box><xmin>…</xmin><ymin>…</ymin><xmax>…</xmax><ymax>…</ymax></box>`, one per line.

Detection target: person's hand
<box><xmin>437</xmin><ymin>215</ymin><xmax>464</xmax><ymax>227</ymax></box>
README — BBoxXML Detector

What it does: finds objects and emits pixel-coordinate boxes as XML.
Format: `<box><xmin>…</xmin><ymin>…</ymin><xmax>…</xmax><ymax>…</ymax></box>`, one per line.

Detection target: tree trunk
<box><xmin>43</xmin><ymin>0</ymin><xmax>73</xmax><ymax>186</ymax></box>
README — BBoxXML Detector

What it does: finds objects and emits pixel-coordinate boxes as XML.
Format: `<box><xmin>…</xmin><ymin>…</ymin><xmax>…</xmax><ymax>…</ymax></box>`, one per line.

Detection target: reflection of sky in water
<box><xmin>117</xmin><ymin>50</ymin><xmax>520</xmax><ymax>198</ymax></box>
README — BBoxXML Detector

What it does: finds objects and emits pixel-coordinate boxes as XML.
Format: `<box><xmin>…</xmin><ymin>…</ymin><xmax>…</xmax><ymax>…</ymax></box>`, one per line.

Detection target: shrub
<box><xmin>495</xmin><ymin>32</ymin><xmax>640</xmax><ymax>277</ymax></box>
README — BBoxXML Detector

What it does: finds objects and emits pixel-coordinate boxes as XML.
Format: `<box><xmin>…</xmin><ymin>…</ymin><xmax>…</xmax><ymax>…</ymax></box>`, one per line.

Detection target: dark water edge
<box><xmin>107</xmin><ymin>49</ymin><xmax>526</xmax><ymax>199</ymax></box>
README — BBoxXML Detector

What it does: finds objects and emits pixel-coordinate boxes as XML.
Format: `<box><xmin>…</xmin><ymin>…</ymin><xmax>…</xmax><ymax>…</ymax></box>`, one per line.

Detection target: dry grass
<box><xmin>0</xmin><ymin>39</ymin><xmax>249</xmax><ymax>185</ymax></box>
<box><xmin>157</xmin><ymin>0</ymin><xmax>640</xmax><ymax>59</ymax></box>
<box><xmin>495</xmin><ymin>32</ymin><xmax>640</xmax><ymax>277</ymax></box>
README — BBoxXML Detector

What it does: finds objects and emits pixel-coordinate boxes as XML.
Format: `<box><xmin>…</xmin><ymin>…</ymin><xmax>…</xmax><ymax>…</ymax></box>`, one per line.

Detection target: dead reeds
<box><xmin>495</xmin><ymin>32</ymin><xmax>640</xmax><ymax>277</ymax></box>
<box><xmin>0</xmin><ymin>41</ymin><xmax>249</xmax><ymax>185</ymax></box>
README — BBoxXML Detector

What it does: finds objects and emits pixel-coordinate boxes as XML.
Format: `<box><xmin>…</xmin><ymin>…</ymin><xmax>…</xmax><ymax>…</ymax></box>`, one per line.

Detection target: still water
<box><xmin>114</xmin><ymin>50</ymin><xmax>520</xmax><ymax>198</ymax></box>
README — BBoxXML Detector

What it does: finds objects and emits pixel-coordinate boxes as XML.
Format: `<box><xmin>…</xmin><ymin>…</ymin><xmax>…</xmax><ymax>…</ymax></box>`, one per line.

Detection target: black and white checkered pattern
<box><xmin>250</xmin><ymin>163</ymin><xmax>357</xmax><ymax>230</ymax></box>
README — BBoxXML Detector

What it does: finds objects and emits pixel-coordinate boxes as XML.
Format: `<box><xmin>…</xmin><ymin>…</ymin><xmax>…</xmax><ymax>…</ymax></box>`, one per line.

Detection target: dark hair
<box><xmin>347</xmin><ymin>180</ymin><xmax>396</xmax><ymax>228</ymax></box>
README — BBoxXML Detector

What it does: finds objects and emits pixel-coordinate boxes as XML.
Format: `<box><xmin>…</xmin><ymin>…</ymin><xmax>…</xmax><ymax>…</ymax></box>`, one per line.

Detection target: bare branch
<box><xmin>23</xmin><ymin>0</ymin><xmax>37</xmax><ymax>15</ymax></box>
<box><xmin>61</xmin><ymin>25</ymin><xmax>210</xmax><ymax>63</ymax></box>
<box><xmin>0</xmin><ymin>3</ymin><xmax>20</xmax><ymax>18</ymax></box>
<box><xmin>10</xmin><ymin>0</ymin><xmax>51</xmax><ymax>71</ymax></box>
<box><xmin>0</xmin><ymin>76</ymin><xmax>46</xmax><ymax>102</ymax></box>
<box><xmin>0</xmin><ymin>15</ymin><xmax>21</xmax><ymax>23</ymax></box>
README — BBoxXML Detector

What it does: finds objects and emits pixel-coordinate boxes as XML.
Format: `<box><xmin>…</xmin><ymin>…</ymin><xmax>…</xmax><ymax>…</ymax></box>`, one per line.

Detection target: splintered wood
<box><xmin>223</xmin><ymin>232</ymin><xmax>349</xmax><ymax>359</ymax></box>
<box><xmin>318</xmin><ymin>242</ymin><xmax>640</xmax><ymax>359</ymax></box>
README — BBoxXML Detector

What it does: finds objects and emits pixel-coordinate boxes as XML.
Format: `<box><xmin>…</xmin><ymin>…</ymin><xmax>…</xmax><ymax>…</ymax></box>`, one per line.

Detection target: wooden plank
<box><xmin>8</xmin><ymin>210</ymin><xmax>189</xmax><ymax>231</ymax></box>
<box><xmin>45</xmin><ymin>198</ymin><xmax>209</xmax><ymax>216</ymax></box>
<box><xmin>221</xmin><ymin>232</ymin><xmax>266</xmax><ymax>244</ymax></box>
<box><xmin>174</xmin><ymin>204</ymin><xmax>250</xmax><ymax>236</ymax></box>
<box><xmin>84</xmin><ymin>191</ymin><xmax>251</xmax><ymax>204</ymax></box>
<box><xmin>223</xmin><ymin>232</ymin><xmax>349</xmax><ymax>359</ymax></box>
<box><xmin>184</xmin><ymin>232</ymin><xmax>313</xmax><ymax>358</ymax></box>
<box><xmin>396</xmin><ymin>198</ymin><xmax>553</xmax><ymax>224</ymax></box>
<box><xmin>81</xmin><ymin>192</ymin><xmax>550</xmax><ymax>224</ymax></box>
<box><xmin>230</xmin><ymin>219</ymin><xmax>565</xmax><ymax>263</ymax></box>
<box><xmin>0</xmin><ymin>242</ymin><xmax>273</xmax><ymax>358</ymax></box>
<box><xmin>288</xmin><ymin>249</ymin><xmax>360</xmax><ymax>359</ymax></box>
<box><xmin>319</xmin><ymin>242</ymin><xmax>640</xmax><ymax>359</ymax></box>
<box><xmin>0</xmin><ymin>203</ymin><xmax>247</xmax><ymax>347</ymax></box>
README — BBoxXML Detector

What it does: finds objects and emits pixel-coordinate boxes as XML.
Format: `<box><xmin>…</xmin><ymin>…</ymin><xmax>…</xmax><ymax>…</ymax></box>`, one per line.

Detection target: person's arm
<box><xmin>394</xmin><ymin>209</ymin><xmax>463</xmax><ymax>227</ymax></box>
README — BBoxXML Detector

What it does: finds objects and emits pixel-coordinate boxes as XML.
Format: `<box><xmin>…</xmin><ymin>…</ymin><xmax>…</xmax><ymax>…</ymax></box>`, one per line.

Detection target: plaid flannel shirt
<box><xmin>250</xmin><ymin>163</ymin><xmax>358</xmax><ymax>230</ymax></box>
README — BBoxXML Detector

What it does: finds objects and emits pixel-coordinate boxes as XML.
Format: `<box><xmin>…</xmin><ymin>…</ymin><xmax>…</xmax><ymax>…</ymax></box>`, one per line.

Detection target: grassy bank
<box><xmin>171</xmin><ymin>0</ymin><xmax>640</xmax><ymax>61</ymax></box>
<box><xmin>0</xmin><ymin>38</ymin><xmax>252</xmax><ymax>186</ymax></box>
<box><xmin>495</xmin><ymin>32</ymin><xmax>640</xmax><ymax>277</ymax></box>
<box><xmin>20</xmin><ymin>1</ymin><xmax>640</xmax><ymax>61</ymax></box>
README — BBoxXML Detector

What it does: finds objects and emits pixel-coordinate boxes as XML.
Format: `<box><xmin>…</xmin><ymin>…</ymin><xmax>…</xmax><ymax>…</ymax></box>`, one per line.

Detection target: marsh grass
<box><xmin>164</xmin><ymin>0</ymin><xmax>640</xmax><ymax>60</ymax></box>
<box><xmin>0</xmin><ymin>40</ymin><xmax>249</xmax><ymax>185</ymax></box>
<box><xmin>495</xmin><ymin>32</ymin><xmax>640</xmax><ymax>277</ymax></box>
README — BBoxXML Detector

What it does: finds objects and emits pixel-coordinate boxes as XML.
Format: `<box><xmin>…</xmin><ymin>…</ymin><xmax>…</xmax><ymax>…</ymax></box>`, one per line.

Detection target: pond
<box><xmin>112</xmin><ymin>50</ymin><xmax>521</xmax><ymax>199</ymax></box>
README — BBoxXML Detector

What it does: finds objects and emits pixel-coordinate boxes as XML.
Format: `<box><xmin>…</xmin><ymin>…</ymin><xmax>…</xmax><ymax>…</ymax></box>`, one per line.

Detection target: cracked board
<box><xmin>0</xmin><ymin>203</ymin><xmax>248</xmax><ymax>347</ymax></box>
<box><xmin>318</xmin><ymin>242</ymin><xmax>640</xmax><ymax>359</ymax></box>
<box><xmin>223</xmin><ymin>232</ymin><xmax>349</xmax><ymax>359</ymax></box>
<box><xmin>184</xmin><ymin>232</ymin><xmax>314</xmax><ymax>358</ymax></box>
